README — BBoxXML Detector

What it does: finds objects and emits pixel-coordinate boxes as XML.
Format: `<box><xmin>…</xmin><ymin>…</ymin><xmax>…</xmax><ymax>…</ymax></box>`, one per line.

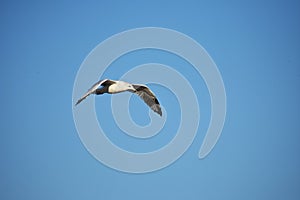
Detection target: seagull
<box><xmin>75</xmin><ymin>79</ymin><xmax>162</xmax><ymax>116</ymax></box>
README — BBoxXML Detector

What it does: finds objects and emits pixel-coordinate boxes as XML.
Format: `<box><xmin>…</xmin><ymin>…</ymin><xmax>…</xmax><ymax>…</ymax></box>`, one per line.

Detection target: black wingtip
<box><xmin>75</xmin><ymin>99</ymin><xmax>82</xmax><ymax>106</ymax></box>
<box><xmin>152</xmin><ymin>104</ymin><xmax>162</xmax><ymax>117</ymax></box>
<box><xmin>158</xmin><ymin>111</ymin><xmax>162</xmax><ymax>117</ymax></box>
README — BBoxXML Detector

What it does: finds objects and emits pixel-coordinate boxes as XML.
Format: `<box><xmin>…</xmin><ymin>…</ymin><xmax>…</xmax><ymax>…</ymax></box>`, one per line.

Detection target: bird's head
<box><xmin>126</xmin><ymin>84</ymin><xmax>136</xmax><ymax>92</ymax></box>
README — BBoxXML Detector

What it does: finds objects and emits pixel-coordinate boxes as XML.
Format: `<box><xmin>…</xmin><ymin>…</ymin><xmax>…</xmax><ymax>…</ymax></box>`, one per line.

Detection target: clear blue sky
<box><xmin>1</xmin><ymin>1</ymin><xmax>300</xmax><ymax>199</ymax></box>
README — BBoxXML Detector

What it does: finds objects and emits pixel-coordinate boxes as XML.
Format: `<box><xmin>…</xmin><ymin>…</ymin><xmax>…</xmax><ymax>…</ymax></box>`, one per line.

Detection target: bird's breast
<box><xmin>108</xmin><ymin>84</ymin><xmax>118</xmax><ymax>93</ymax></box>
<box><xmin>108</xmin><ymin>84</ymin><xmax>126</xmax><ymax>94</ymax></box>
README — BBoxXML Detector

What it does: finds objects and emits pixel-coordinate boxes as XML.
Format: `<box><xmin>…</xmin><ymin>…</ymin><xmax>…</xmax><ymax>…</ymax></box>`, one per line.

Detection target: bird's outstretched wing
<box><xmin>75</xmin><ymin>79</ymin><xmax>115</xmax><ymax>106</ymax></box>
<box><xmin>132</xmin><ymin>84</ymin><xmax>162</xmax><ymax>116</ymax></box>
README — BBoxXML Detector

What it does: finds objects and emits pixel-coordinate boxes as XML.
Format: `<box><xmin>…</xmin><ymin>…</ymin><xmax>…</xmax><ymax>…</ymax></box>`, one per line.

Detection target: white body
<box><xmin>108</xmin><ymin>81</ymin><xmax>134</xmax><ymax>93</ymax></box>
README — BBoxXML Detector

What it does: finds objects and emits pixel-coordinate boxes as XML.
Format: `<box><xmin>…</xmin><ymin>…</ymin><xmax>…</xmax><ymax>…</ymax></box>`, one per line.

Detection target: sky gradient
<box><xmin>1</xmin><ymin>1</ymin><xmax>300</xmax><ymax>200</ymax></box>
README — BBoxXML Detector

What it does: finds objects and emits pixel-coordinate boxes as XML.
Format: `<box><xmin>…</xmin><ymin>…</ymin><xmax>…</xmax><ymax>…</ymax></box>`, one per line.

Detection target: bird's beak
<box><xmin>128</xmin><ymin>88</ymin><xmax>136</xmax><ymax>93</ymax></box>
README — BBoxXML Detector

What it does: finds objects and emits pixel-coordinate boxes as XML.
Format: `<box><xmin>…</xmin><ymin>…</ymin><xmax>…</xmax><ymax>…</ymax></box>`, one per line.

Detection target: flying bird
<box><xmin>75</xmin><ymin>79</ymin><xmax>162</xmax><ymax>116</ymax></box>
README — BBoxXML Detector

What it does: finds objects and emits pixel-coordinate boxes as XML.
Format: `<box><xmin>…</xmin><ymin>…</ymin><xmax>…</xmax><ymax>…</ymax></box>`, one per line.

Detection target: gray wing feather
<box><xmin>133</xmin><ymin>84</ymin><xmax>162</xmax><ymax>116</ymax></box>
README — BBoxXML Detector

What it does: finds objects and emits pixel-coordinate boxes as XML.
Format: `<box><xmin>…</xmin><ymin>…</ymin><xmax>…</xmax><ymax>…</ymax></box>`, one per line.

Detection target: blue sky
<box><xmin>1</xmin><ymin>1</ymin><xmax>300</xmax><ymax>199</ymax></box>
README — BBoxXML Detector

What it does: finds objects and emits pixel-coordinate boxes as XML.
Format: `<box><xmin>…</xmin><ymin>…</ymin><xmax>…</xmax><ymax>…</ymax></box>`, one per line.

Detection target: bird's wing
<box><xmin>132</xmin><ymin>84</ymin><xmax>162</xmax><ymax>116</ymax></box>
<box><xmin>75</xmin><ymin>79</ymin><xmax>115</xmax><ymax>106</ymax></box>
